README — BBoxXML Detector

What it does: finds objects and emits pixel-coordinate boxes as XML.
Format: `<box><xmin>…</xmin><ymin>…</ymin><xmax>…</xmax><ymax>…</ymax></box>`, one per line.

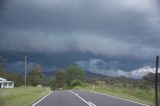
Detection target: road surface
<box><xmin>33</xmin><ymin>90</ymin><xmax>148</xmax><ymax>106</ymax></box>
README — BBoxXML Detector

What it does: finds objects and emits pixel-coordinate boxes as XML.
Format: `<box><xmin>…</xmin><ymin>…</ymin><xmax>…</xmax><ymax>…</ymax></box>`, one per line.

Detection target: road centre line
<box><xmin>69</xmin><ymin>91</ymin><xmax>96</xmax><ymax>106</ymax></box>
<box><xmin>88</xmin><ymin>101</ymin><xmax>96</xmax><ymax>106</ymax></box>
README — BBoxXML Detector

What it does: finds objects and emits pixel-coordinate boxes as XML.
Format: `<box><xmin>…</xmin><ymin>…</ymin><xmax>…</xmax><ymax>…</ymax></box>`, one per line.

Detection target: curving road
<box><xmin>33</xmin><ymin>90</ymin><xmax>149</xmax><ymax>106</ymax></box>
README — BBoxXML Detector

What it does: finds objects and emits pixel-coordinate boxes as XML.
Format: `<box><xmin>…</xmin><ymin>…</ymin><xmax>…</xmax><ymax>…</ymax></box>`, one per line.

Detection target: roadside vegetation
<box><xmin>79</xmin><ymin>73</ymin><xmax>160</xmax><ymax>106</ymax></box>
<box><xmin>80</xmin><ymin>84</ymin><xmax>159</xmax><ymax>106</ymax></box>
<box><xmin>0</xmin><ymin>86</ymin><xmax>50</xmax><ymax>106</ymax></box>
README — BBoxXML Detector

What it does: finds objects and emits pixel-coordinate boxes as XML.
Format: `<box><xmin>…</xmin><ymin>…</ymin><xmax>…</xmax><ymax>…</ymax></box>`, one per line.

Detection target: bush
<box><xmin>71</xmin><ymin>79</ymin><xmax>82</xmax><ymax>87</ymax></box>
<box><xmin>49</xmin><ymin>80</ymin><xmax>56</xmax><ymax>91</ymax></box>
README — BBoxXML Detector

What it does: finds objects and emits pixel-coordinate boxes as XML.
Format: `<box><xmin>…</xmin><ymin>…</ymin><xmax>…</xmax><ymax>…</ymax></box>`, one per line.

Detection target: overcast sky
<box><xmin>0</xmin><ymin>0</ymin><xmax>160</xmax><ymax>78</ymax></box>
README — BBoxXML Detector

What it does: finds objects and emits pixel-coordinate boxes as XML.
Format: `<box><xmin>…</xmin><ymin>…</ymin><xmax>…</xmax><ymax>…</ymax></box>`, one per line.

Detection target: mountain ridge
<box><xmin>43</xmin><ymin>70</ymin><xmax>108</xmax><ymax>79</ymax></box>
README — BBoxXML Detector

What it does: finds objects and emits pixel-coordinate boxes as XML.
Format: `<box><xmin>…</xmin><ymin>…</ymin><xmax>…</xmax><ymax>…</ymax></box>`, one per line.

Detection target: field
<box><xmin>80</xmin><ymin>84</ymin><xmax>160</xmax><ymax>106</ymax></box>
<box><xmin>0</xmin><ymin>86</ymin><xmax>51</xmax><ymax>106</ymax></box>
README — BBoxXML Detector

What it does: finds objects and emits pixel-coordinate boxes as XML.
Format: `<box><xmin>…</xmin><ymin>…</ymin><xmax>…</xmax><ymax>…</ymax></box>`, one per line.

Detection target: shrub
<box><xmin>71</xmin><ymin>79</ymin><xmax>82</xmax><ymax>87</ymax></box>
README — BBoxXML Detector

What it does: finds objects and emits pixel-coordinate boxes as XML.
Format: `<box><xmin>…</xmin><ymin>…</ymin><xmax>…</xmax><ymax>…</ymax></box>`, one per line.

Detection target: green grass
<box><xmin>0</xmin><ymin>86</ymin><xmax>51</xmax><ymax>106</ymax></box>
<box><xmin>80</xmin><ymin>84</ymin><xmax>160</xmax><ymax>106</ymax></box>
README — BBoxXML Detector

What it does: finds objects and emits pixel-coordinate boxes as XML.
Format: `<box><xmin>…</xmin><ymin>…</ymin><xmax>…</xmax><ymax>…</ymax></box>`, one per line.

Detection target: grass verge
<box><xmin>0</xmin><ymin>86</ymin><xmax>51</xmax><ymax>106</ymax></box>
<box><xmin>80</xmin><ymin>84</ymin><xmax>160</xmax><ymax>106</ymax></box>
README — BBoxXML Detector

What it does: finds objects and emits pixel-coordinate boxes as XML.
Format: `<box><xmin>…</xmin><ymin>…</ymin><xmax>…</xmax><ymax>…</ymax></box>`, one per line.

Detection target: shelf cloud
<box><xmin>0</xmin><ymin>0</ymin><xmax>160</xmax><ymax>77</ymax></box>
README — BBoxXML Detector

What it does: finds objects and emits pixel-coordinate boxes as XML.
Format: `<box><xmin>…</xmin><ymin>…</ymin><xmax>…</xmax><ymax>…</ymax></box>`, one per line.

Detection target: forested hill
<box><xmin>43</xmin><ymin>70</ymin><xmax>107</xmax><ymax>79</ymax></box>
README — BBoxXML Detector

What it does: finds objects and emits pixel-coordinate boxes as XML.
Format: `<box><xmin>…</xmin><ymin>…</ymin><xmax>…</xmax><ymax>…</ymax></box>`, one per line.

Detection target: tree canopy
<box><xmin>55</xmin><ymin>69</ymin><xmax>67</xmax><ymax>88</ymax></box>
<box><xmin>28</xmin><ymin>64</ymin><xmax>43</xmax><ymax>86</ymax></box>
<box><xmin>66</xmin><ymin>65</ymin><xmax>85</xmax><ymax>87</ymax></box>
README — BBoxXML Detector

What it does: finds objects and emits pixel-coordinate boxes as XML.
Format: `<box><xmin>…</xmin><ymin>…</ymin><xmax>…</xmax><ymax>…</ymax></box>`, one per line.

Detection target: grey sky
<box><xmin>0</xmin><ymin>0</ymin><xmax>160</xmax><ymax>78</ymax></box>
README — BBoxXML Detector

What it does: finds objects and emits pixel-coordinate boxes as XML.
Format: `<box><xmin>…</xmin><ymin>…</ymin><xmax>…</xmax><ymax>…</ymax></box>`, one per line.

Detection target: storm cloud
<box><xmin>0</xmin><ymin>0</ymin><xmax>160</xmax><ymax>78</ymax></box>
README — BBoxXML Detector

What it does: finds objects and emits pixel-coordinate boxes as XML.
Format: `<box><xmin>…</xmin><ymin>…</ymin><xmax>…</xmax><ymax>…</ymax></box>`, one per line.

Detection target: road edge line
<box><xmin>89</xmin><ymin>91</ymin><xmax>149</xmax><ymax>106</ymax></box>
<box><xmin>32</xmin><ymin>91</ymin><xmax>53</xmax><ymax>106</ymax></box>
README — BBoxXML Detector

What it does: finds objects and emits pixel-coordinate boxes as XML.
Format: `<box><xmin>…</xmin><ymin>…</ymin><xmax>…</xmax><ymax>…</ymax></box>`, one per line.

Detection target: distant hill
<box><xmin>84</xmin><ymin>71</ymin><xmax>107</xmax><ymax>79</ymax></box>
<box><xmin>43</xmin><ymin>70</ymin><xmax>107</xmax><ymax>79</ymax></box>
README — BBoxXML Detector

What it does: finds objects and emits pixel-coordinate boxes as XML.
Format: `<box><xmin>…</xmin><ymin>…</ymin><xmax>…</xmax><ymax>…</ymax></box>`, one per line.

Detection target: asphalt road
<box><xmin>33</xmin><ymin>90</ymin><xmax>148</xmax><ymax>106</ymax></box>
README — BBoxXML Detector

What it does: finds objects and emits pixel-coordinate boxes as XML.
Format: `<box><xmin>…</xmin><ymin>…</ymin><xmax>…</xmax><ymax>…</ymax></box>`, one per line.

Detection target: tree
<box><xmin>133</xmin><ymin>73</ymin><xmax>160</xmax><ymax>89</ymax></box>
<box><xmin>0</xmin><ymin>57</ymin><xmax>24</xmax><ymax>87</ymax></box>
<box><xmin>0</xmin><ymin>69</ymin><xmax>24</xmax><ymax>87</ymax></box>
<box><xmin>143</xmin><ymin>73</ymin><xmax>155</xmax><ymax>86</ymax></box>
<box><xmin>55</xmin><ymin>69</ymin><xmax>67</xmax><ymax>88</ymax></box>
<box><xmin>66</xmin><ymin>65</ymin><xmax>85</xmax><ymax>87</ymax></box>
<box><xmin>12</xmin><ymin>74</ymin><xmax>24</xmax><ymax>86</ymax></box>
<box><xmin>28</xmin><ymin>64</ymin><xmax>43</xmax><ymax>86</ymax></box>
<box><xmin>49</xmin><ymin>79</ymin><xmax>56</xmax><ymax>90</ymax></box>
<box><xmin>117</xmin><ymin>76</ymin><xmax>127</xmax><ymax>87</ymax></box>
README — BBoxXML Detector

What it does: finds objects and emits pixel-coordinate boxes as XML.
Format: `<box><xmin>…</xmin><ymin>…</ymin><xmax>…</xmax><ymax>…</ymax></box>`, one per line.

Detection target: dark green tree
<box><xmin>143</xmin><ymin>73</ymin><xmax>155</xmax><ymax>86</ymax></box>
<box><xmin>66</xmin><ymin>65</ymin><xmax>85</xmax><ymax>87</ymax></box>
<box><xmin>55</xmin><ymin>69</ymin><xmax>67</xmax><ymax>88</ymax></box>
<box><xmin>8</xmin><ymin>73</ymin><xmax>24</xmax><ymax>86</ymax></box>
<box><xmin>0</xmin><ymin>57</ymin><xmax>24</xmax><ymax>87</ymax></box>
<box><xmin>28</xmin><ymin>64</ymin><xmax>43</xmax><ymax>86</ymax></box>
<box><xmin>71</xmin><ymin>79</ymin><xmax>82</xmax><ymax>87</ymax></box>
<box><xmin>49</xmin><ymin>79</ymin><xmax>56</xmax><ymax>90</ymax></box>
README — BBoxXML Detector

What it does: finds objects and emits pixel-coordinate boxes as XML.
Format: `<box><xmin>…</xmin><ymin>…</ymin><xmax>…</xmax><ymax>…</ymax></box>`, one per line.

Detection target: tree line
<box><xmin>50</xmin><ymin>65</ymin><xmax>85</xmax><ymax>90</ymax></box>
<box><xmin>0</xmin><ymin>57</ymin><xmax>85</xmax><ymax>88</ymax></box>
<box><xmin>0</xmin><ymin>57</ymin><xmax>159</xmax><ymax>90</ymax></box>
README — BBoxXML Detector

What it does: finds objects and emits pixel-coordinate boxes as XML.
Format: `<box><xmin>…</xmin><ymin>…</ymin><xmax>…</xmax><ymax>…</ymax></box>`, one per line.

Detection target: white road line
<box><xmin>32</xmin><ymin>91</ymin><xmax>53</xmax><ymax>106</ymax></box>
<box><xmin>90</xmin><ymin>91</ymin><xmax>149</xmax><ymax>106</ymax></box>
<box><xmin>88</xmin><ymin>101</ymin><xmax>96</xmax><ymax>106</ymax></box>
<box><xmin>69</xmin><ymin>91</ymin><xmax>96</xmax><ymax>106</ymax></box>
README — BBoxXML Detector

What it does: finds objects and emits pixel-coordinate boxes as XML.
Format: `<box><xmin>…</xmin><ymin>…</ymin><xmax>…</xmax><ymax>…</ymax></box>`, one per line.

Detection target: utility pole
<box><xmin>24</xmin><ymin>56</ymin><xmax>28</xmax><ymax>86</ymax></box>
<box><xmin>155</xmin><ymin>56</ymin><xmax>159</xmax><ymax>106</ymax></box>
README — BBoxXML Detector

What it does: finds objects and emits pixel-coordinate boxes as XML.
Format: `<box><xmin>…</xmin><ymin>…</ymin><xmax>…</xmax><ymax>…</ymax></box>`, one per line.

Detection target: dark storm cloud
<box><xmin>0</xmin><ymin>0</ymin><xmax>160</xmax><ymax>77</ymax></box>
<box><xmin>0</xmin><ymin>0</ymin><xmax>159</xmax><ymax>55</ymax></box>
<box><xmin>0</xmin><ymin>0</ymin><xmax>159</xmax><ymax>34</ymax></box>
<box><xmin>0</xmin><ymin>0</ymin><xmax>6</xmax><ymax>12</ymax></box>
<box><xmin>0</xmin><ymin>0</ymin><xmax>159</xmax><ymax>57</ymax></box>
